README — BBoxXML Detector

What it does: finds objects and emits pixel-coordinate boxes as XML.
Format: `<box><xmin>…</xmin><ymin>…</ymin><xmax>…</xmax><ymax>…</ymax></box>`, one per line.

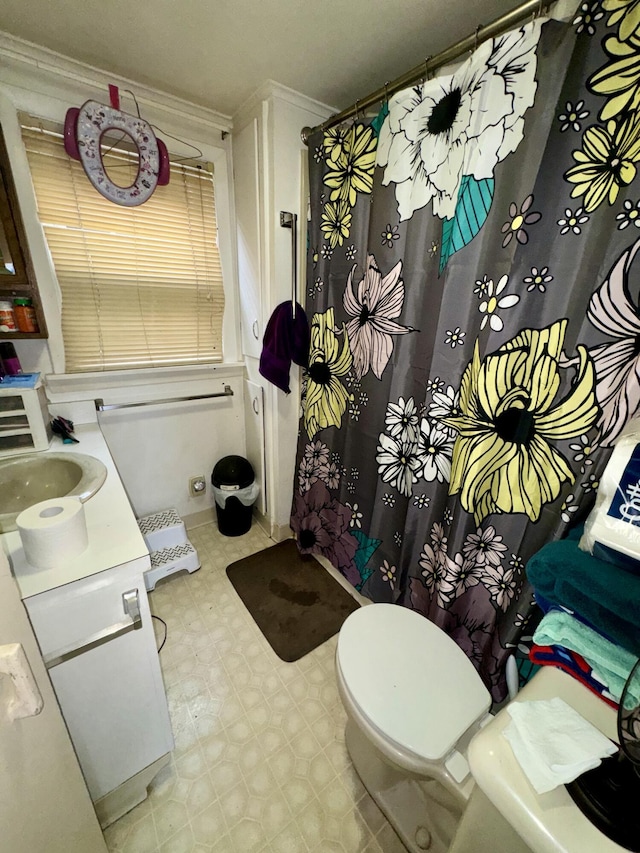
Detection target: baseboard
<box><xmin>183</xmin><ymin>507</ymin><xmax>288</xmax><ymax>540</ymax></box>
<box><xmin>182</xmin><ymin>507</ymin><xmax>215</xmax><ymax>530</ymax></box>
<box><xmin>269</xmin><ymin>521</ymin><xmax>294</xmax><ymax>543</ymax></box>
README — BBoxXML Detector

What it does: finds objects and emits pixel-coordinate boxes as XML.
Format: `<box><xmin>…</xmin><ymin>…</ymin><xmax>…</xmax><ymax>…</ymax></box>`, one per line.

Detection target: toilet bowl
<box><xmin>336</xmin><ymin>603</ymin><xmax>492</xmax><ymax>853</ymax></box>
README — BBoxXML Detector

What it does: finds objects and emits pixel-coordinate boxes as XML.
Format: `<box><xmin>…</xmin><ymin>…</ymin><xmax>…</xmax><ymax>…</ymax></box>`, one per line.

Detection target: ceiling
<box><xmin>0</xmin><ymin>0</ymin><xmax>523</xmax><ymax>119</ymax></box>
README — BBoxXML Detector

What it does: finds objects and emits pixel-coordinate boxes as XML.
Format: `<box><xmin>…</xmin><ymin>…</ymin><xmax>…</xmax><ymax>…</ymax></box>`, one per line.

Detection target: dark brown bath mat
<box><xmin>226</xmin><ymin>539</ymin><xmax>359</xmax><ymax>661</ymax></box>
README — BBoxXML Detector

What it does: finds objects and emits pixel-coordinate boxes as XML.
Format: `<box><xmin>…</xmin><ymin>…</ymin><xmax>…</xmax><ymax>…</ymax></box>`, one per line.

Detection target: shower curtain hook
<box><xmin>423</xmin><ymin>56</ymin><xmax>432</xmax><ymax>84</ymax></box>
<box><xmin>473</xmin><ymin>25</ymin><xmax>481</xmax><ymax>53</ymax></box>
<box><xmin>354</xmin><ymin>99</ymin><xmax>360</xmax><ymax>122</ymax></box>
<box><xmin>383</xmin><ymin>81</ymin><xmax>390</xmax><ymax>107</ymax></box>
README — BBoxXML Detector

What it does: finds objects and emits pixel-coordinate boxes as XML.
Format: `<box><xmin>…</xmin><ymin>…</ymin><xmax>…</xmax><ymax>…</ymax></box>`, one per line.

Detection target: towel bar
<box><xmin>95</xmin><ymin>385</ymin><xmax>234</xmax><ymax>411</ymax></box>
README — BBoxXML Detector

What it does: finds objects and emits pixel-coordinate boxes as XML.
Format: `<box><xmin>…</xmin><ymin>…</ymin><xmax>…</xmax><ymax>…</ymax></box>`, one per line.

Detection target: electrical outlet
<box><xmin>189</xmin><ymin>476</ymin><xmax>206</xmax><ymax>497</ymax></box>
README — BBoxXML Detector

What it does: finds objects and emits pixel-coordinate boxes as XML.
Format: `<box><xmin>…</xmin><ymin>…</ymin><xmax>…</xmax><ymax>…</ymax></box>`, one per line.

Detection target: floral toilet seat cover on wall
<box><xmin>64</xmin><ymin>97</ymin><xmax>169</xmax><ymax>206</ymax></box>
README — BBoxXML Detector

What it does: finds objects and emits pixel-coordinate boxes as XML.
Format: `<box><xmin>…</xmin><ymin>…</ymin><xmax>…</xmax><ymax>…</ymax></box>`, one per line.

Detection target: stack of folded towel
<box><xmin>526</xmin><ymin>533</ymin><xmax>640</xmax><ymax>706</ymax></box>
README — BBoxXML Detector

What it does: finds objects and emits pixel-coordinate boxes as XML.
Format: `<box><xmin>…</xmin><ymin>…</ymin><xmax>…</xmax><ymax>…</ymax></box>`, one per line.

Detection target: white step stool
<box><xmin>137</xmin><ymin>508</ymin><xmax>200</xmax><ymax>591</ymax></box>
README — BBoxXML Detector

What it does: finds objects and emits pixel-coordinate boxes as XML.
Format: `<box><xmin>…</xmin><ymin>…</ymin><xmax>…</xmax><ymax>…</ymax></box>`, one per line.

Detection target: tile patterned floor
<box><xmin>103</xmin><ymin>522</ymin><xmax>406</xmax><ymax>853</ymax></box>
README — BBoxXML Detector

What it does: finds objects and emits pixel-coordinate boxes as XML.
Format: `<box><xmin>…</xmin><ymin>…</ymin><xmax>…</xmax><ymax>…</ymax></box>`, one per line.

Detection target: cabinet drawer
<box><xmin>0</xmin><ymin>413</ymin><xmax>29</xmax><ymax>429</ymax></box>
<box><xmin>0</xmin><ymin>384</ymin><xmax>52</xmax><ymax>456</ymax></box>
<box><xmin>0</xmin><ymin>395</ymin><xmax>27</xmax><ymax>412</ymax></box>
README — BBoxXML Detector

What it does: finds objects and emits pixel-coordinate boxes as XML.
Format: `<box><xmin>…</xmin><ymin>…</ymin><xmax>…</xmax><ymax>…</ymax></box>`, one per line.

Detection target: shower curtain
<box><xmin>291</xmin><ymin>4</ymin><xmax>640</xmax><ymax>700</ymax></box>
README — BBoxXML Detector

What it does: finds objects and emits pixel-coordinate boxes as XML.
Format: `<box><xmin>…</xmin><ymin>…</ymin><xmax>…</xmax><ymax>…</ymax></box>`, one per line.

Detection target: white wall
<box><xmin>97</xmin><ymin>394</ymin><xmax>243</xmax><ymax>520</ymax></box>
<box><xmin>45</xmin><ymin>364</ymin><xmax>245</xmax><ymax>521</ymax></box>
<box><xmin>0</xmin><ymin>34</ymin><xmax>246</xmax><ymax>524</ymax></box>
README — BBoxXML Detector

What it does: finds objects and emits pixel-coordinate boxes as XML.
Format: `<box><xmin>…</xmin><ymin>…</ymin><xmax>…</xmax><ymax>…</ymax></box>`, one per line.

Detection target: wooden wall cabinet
<box><xmin>0</xmin><ymin>125</ymin><xmax>47</xmax><ymax>339</ymax></box>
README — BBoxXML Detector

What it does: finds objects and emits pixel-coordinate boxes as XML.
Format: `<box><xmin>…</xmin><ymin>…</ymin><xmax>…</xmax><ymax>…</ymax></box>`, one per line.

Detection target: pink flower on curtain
<box><xmin>585</xmin><ymin>238</ymin><xmax>640</xmax><ymax>446</ymax></box>
<box><xmin>448</xmin><ymin>553</ymin><xmax>485</xmax><ymax>599</ymax></box>
<box><xmin>290</xmin><ymin>480</ymin><xmax>359</xmax><ymax>585</ymax></box>
<box><xmin>343</xmin><ymin>254</ymin><xmax>414</xmax><ymax>380</ymax></box>
<box><xmin>462</xmin><ymin>526</ymin><xmax>508</xmax><ymax>567</ymax></box>
<box><xmin>419</xmin><ymin>546</ymin><xmax>456</xmax><ymax>608</ymax></box>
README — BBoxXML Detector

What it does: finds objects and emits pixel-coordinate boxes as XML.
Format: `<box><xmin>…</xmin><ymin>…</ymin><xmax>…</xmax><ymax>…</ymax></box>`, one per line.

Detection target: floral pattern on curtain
<box><xmin>291</xmin><ymin>4</ymin><xmax>640</xmax><ymax>701</ymax></box>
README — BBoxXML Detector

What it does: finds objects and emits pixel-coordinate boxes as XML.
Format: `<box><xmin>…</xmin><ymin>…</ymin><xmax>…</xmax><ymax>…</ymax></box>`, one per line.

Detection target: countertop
<box><xmin>1</xmin><ymin>424</ymin><xmax>149</xmax><ymax>600</ymax></box>
<box><xmin>468</xmin><ymin>667</ymin><xmax>624</xmax><ymax>853</ymax></box>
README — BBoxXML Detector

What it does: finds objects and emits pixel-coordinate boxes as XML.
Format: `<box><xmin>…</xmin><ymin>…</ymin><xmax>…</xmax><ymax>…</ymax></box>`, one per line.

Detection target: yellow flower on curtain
<box><xmin>565</xmin><ymin>114</ymin><xmax>640</xmax><ymax>211</ymax></box>
<box><xmin>588</xmin><ymin>31</ymin><xmax>640</xmax><ymax>121</ymax></box>
<box><xmin>323</xmin><ymin>126</ymin><xmax>350</xmax><ymax>163</ymax></box>
<box><xmin>324</xmin><ymin>123</ymin><xmax>377</xmax><ymax>207</ymax></box>
<box><xmin>603</xmin><ymin>0</ymin><xmax>640</xmax><ymax>42</ymax></box>
<box><xmin>321</xmin><ymin>200</ymin><xmax>353</xmax><ymax>247</ymax></box>
<box><xmin>442</xmin><ymin>321</ymin><xmax>599</xmax><ymax>525</ymax></box>
<box><xmin>304</xmin><ymin>308</ymin><xmax>353</xmax><ymax>439</ymax></box>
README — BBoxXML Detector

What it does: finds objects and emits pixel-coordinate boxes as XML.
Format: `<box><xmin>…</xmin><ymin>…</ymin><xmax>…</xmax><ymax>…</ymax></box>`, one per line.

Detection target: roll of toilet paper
<box><xmin>17</xmin><ymin>497</ymin><xmax>89</xmax><ymax>569</ymax></box>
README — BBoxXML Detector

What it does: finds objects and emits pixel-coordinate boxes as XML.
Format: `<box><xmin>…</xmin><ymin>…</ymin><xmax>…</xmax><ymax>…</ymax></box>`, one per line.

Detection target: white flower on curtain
<box><xmin>429</xmin><ymin>384</ymin><xmax>461</xmax><ymax>437</ymax></box>
<box><xmin>569</xmin><ymin>434</ymin><xmax>595</xmax><ymax>471</ymax></box>
<box><xmin>444</xmin><ymin>327</ymin><xmax>466</xmax><ymax>347</ymax></box>
<box><xmin>478</xmin><ymin>274</ymin><xmax>520</xmax><ymax>330</ymax></box>
<box><xmin>385</xmin><ymin>396</ymin><xmax>420</xmax><ymax>445</ymax></box>
<box><xmin>376</xmin><ymin>433</ymin><xmax>422</xmax><ymax>496</ymax></box>
<box><xmin>561</xmin><ymin>494</ymin><xmax>579</xmax><ymax>523</ymax></box>
<box><xmin>616</xmin><ymin>199</ymin><xmax>640</xmax><ymax>230</ymax></box>
<box><xmin>380</xmin><ymin>561</ymin><xmax>397</xmax><ymax>588</ymax></box>
<box><xmin>416</xmin><ymin>418</ymin><xmax>454</xmax><ymax>483</ymax></box>
<box><xmin>376</xmin><ymin>20</ymin><xmax>542</xmax><ymax>221</ymax></box>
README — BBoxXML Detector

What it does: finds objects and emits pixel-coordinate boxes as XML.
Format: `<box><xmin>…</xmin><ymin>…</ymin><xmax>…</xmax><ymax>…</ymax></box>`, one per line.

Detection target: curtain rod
<box><xmin>301</xmin><ymin>0</ymin><xmax>548</xmax><ymax>144</ymax></box>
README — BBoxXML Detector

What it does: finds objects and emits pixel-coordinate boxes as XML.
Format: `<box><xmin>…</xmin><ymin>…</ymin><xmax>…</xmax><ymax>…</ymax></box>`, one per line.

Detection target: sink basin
<box><xmin>0</xmin><ymin>452</ymin><xmax>107</xmax><ymax>533</ymax></box>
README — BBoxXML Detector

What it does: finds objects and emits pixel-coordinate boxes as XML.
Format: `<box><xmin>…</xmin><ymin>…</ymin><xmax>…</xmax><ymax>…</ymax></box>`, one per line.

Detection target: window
<box><xmin>21</xmin><ymin>116</ymin><xmax>225</xmax><ymax>372</ymax></box>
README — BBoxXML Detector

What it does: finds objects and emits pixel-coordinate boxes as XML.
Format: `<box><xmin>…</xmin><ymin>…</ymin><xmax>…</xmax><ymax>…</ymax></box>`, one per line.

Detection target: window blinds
<box><xmin>21</xmin><ymin>119</ymin><xmax>225</xmax><ymax>373</ymax></box>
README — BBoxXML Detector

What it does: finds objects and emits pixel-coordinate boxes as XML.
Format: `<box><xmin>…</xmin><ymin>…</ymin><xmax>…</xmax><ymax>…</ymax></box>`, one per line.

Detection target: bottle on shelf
<box><xmin>13</xmin><ymin>297</ymin><xmax>39</xmax><ymax>333</ymax></box>
<box><xmin>0</xmin><ymin>299</ymin><xmax>17</xmax><ymax>333</ymax></box>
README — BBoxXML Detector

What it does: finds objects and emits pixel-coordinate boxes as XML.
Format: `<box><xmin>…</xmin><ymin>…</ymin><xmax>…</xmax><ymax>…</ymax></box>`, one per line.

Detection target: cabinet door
<box><xmin>234</xmin><ymin>118</ymin><xmax>263</xmax><ymax>359</ymax></box>
<box><xmin>244</xmin><ymin>378</ymin><xmax>267</xmax><ymax>516</ymax></box>
<box><xmin>24</xmin><ymin>560</ymin><xmax>174</xmax><ymax>802</ymax></box>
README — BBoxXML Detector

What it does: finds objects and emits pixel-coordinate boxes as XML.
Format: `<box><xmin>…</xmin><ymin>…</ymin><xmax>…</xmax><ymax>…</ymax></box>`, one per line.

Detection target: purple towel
<box><xmin>259</xmin><ymin>301</ymin><xmax>309</xmax><ymax>394</ymax></box>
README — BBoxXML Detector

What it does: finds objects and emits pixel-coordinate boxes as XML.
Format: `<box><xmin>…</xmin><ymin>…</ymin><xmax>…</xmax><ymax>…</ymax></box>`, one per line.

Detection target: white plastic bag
<box><xmin>212</xmin><ymin>481</ymin><xmax>259</xmax><ymax>509</ymax></box>
<box><xmin>580</xmin><ymin>418</ymin><xmax>640</xmax><ymax>573</ymax></box>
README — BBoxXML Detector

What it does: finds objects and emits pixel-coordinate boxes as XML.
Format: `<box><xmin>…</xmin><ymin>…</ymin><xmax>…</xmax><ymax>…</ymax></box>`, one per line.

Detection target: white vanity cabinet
<box><xmin>23</xmin><ymin>555</ymin><xmax>173</xmax><ymax>826</ymax></box>
<box><xmin>3</xmin><ymin>424</ymin><xmax>174</xmax><ymax>829</ymax></box>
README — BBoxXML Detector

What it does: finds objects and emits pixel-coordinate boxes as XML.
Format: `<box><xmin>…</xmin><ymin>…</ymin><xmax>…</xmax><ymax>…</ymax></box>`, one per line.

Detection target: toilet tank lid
<box><xmin>337</xmin><ymin>604</ymin><xmax>491</xmax><ymax>761</ymax></box>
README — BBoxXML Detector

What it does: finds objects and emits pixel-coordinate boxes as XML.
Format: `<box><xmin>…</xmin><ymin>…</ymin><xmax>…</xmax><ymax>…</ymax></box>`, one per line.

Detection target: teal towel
<box><xmin>533</xmin><ymin>610</ymin><xmax>638</xmax><ymax>701</ymax></box>
<box><xmin>526</xmin><ymin>538</ymin><xmax>640</xmax><ymax>656</ymax></box>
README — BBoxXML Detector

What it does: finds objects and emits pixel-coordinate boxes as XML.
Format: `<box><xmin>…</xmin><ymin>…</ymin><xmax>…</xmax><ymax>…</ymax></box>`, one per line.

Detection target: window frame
<box><xmin>4</xmin><ymin>99</ymin><xmax>239</xmax><ymax>383</ymax></box>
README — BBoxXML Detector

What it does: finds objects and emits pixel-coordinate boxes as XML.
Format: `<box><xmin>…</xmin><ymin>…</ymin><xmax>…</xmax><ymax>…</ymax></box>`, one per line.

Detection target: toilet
<box><xmin>336</xmin><ymin>603</ymin><xmax>492</xmax><ymax>853</ymax></box>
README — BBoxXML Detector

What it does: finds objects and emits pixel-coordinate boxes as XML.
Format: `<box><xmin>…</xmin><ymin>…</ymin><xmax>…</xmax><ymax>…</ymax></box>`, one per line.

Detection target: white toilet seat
<box><xmin>337</xmin><ymin>604</ymin><xmax>491</xmax><ymax>763</ymax></box>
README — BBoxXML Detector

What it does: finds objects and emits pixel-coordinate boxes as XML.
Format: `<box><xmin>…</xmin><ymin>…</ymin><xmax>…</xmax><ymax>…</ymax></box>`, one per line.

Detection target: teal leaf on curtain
<box><xmin>439</xmin><ymin>176</ymin><xmax>495</xmax><ymax>274</ymax></box>
<box><xmin>371</xmin><ymin>102</ymin><xmax>389</xmax><ymax>138</ymax></box>
<box><xmin>352</xmin><ymin>529</ymin><xmax>381</xmax><ymax>587</ymax></box>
